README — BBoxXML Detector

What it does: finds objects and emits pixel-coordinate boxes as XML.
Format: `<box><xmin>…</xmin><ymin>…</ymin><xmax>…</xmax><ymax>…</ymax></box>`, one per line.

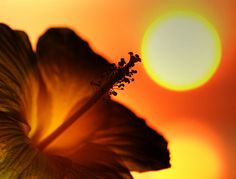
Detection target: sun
<box><xmin>141</xmin><ymin>11</ymin><xmax>221</xmax><ymax>91</ymax></box>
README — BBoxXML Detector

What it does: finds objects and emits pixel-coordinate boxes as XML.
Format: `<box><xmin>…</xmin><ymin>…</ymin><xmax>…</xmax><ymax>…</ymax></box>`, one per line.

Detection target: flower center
<box><xmin>38</xmin><ymin>52</ymin><xmax>141</xmax><ymax>151</ymax></box>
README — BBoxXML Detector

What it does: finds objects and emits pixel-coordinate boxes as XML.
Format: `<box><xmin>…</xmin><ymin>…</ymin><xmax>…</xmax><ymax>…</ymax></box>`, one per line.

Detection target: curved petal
<box><xmin>91</xmin><ymin>101</ymin><xmax>170</xmax><ymax>172</ymax></box>
<box><xmin>33</xmin><ymin>28</ymin><xmax>110</xmax><ymax>142</ymax></box>
<box><xmin>0</xmin><ymin>112</ymin><xmax>131</xmax><ymax>179</ymax></box>
<box><xmin>0</xmin><ymin>112</ymin><xmax>60</xmax><ymax>178</ymax></box>
<box><xmin>0</xmin><ymin>25</ymin><xmax>134</xmax><ymax>178</ymax></box>
<box><xmin>35</xmin><ymin>28</ymin><xmax>170</xmax><ymax>173</ymax></box>
<box><xmin>0</xmin><ymin>24</ymin><xmax>66</xmax><ymax>178</ymax></box>
<box><xmin>66</xmin><ymin>143</ymin><xmax>133</xmax><ymax>179</ymax></box>
<box><xmin>47</xmin><ymin>100</ymin><xmax>170</xmax><ymax>173</ymax></box>
<box><xmin>0</xmin><ymin>24</ymin><xmax>35</xmax><ymax>122</ymax></box>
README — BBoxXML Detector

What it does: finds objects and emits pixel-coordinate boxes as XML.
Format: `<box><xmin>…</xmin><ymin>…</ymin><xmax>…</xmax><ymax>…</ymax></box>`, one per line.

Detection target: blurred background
<box><xmin>1</xmin><ymin>0</ymin><xmax>235</xmax><ymax>178</ymax></box>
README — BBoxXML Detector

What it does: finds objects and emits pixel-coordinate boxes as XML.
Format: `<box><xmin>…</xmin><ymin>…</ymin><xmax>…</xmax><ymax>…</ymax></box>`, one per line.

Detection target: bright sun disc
<box><xmin>141</xmin><ymin>11</ymin><xmax>221</xmax><ymax>91</ymax></box>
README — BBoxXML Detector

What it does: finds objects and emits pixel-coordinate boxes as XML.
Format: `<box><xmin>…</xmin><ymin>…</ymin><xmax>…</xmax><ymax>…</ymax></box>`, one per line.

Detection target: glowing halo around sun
<box><xmin>141</xmin><ymin>11</ymin><xmax>222</xmax><ymax>91</ymax></box>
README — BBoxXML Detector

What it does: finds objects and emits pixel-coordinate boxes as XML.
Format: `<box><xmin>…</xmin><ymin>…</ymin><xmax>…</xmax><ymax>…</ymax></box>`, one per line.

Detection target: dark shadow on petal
<box><xmin>36</xmin><ymin>27</ymin><xmax>109</xmax><ymax>79</ymax></box>
<box><xmin>90</xmin><ymin>101</ymin><xmax>171</xmax><ymax>172</ymax></box>
<box><xmin>67</xmin><ymin>143</ymin><xmax>133</xmax><ymax>179</ymax></box>
<box><xmin>34</xmin><ymin>28</ymin><xmax>112</xmax><ymax>143</ymax></box>
<box><xmin>35</xmin><ymin>27</ymin><xmax>170</xmax><ymax>175</ymax></box>
<box><xmin>0</xmin><ymin>24</ymin><xmax>35</xmax><ymax>118</ymax></box>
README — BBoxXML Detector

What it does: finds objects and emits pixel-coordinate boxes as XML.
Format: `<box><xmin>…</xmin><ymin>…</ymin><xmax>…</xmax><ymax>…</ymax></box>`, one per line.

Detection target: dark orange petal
<box><xmin>0</xmin><ymin>112</ymin><xmax>132</xmax><ymax>178</ymax></box>
<box><xmin>0</xmin><ymin>24</ymin><xmax>35</xmax><ymax>123</ymax></box>
<box><xmin>35</xmin><ymin>27</ymin><xmax>170</xmax><ymax>173</ymax></box>
<box><xmin>0</xmin><ymin>24</ymin><xmax>67</xmax><ymax>178</ymax></box>
<box><xmin>0</xmin><ymin>113</ymin><xmax>58</xmax><ymax>178</ymax></box>
<box><xmin>66</xmin><ymin>143</ymin><xmax>133</xmax><ymax>179</ymax></box>
<box><xmin>32</xmin><ymin>28</ymin><xmax>110</xmax><ymax>143</ymax></box>
<box><xmin>91</xmin><ymin>101</ymin><xmax>170</xmax><ymax>172</ymax></box>
<box><xmin>44</xmin><ymin>101</ymin><xmax>170</xmax><ymax>173</ymax></box>
<box><xmin>0</xmin><ymin>24</ymin><xmax>136</xmax><ymax>178</ymax></box>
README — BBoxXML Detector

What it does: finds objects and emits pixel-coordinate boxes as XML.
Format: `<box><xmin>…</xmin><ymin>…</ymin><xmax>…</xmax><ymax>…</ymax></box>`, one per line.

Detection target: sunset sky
<box><xmin>1</xmin><ymin>0</ymin><xmax>236</xmax><ymax>178</ymax></box>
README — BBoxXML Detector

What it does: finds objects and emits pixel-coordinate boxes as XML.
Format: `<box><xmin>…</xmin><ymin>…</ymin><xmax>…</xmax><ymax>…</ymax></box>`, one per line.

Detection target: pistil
<box><xmin>38</xmin><ymin>52</ymin><xmax>141</xmax><ymax>150</ymax></box>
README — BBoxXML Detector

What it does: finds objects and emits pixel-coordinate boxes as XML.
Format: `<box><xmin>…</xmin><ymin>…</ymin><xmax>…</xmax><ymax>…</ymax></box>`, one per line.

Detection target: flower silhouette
<box><xmin>0</xmin><ymin>24</ymin><xmax>170</xmax><ymax>178</ymax></box>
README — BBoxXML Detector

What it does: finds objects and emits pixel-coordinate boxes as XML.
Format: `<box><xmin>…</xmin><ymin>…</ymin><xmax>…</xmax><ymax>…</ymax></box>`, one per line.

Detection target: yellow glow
<box><xmin>141</xmin><ymin>11</ymin><xmax>221</xmax><ymax>91</ymax></box>
<box><xmin>132</xmin><ymin>136</ymin><xmax>222</xmax><ymax>179</ymax></box>
<box><xmin>132</xmin><ymin>121</ymin><xmax>223</xmax><ymax>179</ymax></box>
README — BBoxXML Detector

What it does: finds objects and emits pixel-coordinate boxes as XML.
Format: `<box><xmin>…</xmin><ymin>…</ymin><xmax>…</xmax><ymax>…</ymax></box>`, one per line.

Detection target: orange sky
<box><xmin>1</xmin><ymin>0</ymin><xmax>236</xmax><ymax>178</ymax></box>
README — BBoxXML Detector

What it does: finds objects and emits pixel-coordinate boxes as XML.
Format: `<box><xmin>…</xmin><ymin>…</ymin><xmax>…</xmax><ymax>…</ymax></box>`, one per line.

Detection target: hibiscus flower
<box><xmin>0</xmin><ymin>23</ymin><xmax>170</xmax><ymax>178</ymax></box>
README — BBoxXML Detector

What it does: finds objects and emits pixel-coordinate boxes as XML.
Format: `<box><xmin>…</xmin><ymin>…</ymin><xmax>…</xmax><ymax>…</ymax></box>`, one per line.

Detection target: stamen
<box><xmin>38</xmin><ymin>52</ymin><xmax>141</xmax><ymax>150</ymax></box>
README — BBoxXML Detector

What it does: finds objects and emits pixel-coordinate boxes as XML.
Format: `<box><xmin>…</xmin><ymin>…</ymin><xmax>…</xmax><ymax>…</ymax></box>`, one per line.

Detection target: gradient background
<box><xmin>1</xmin><ymin>0</ymin><xmax>235</xmax><ymax>178</ymax></box>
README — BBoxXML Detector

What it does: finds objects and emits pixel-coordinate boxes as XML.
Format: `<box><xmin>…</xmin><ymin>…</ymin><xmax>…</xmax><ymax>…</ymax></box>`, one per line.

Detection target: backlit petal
<box><xmin>0</xmin><ymin>24</ymin><xmax>132</xmax><ymax>179</ymax></box>
<box><xmin>91</xmin><ymin>101</ymin><xmax>170</xmax><ymax>172</ymax></box>
<box><xmin>0</xmin><ymin>24</ymin><xmax>35</xmax><ymax>122</ymax></box>
<box><xmin>48</xmin><ymin>101</ymin><xmax>170</xmax><ymax>172</ymax></box>
<box><xmin>33</xmin><ymin>28</ymin><xmax>110</xmax><ymax>143</ymax></box>
<box><xmin>35</xmin><ymin>28</ymin><xmax>170</xmax><ymax>174</ymax></box>
<box><xmin>66</xmin><ymin>143</ymin><xmax>133</xmax><ymax>179</ymax></box>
